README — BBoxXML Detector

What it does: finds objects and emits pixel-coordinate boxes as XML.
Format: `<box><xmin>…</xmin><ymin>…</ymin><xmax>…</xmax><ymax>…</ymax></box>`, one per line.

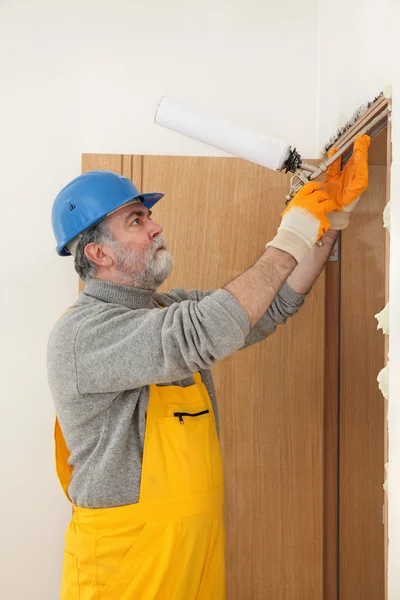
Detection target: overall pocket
<box><xmin>159</xmin><ymin>407</ymin><xmax>223</xmax><ymax>495</ymax></box>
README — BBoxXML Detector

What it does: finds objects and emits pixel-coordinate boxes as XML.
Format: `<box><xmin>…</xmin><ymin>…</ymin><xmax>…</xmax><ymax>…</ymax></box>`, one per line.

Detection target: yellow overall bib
<box><xmin>55</xmin><ymin>372</ymin><xmax>226</xmax><ymax>599</ymax></box>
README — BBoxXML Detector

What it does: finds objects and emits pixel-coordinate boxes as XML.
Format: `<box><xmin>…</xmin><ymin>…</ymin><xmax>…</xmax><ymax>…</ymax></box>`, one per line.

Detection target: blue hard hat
<box><xmin>52</xmin><ymin>170</ymin><xmax>164</xmax><ymax>256</ymax></box>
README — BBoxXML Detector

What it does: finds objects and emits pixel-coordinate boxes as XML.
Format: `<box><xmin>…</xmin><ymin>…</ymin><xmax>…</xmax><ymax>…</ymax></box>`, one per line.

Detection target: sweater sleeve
<box><xmin>240</xmin><ymin>282</ymin><xmax>305</xmax><ymax>349</ymax></box>
<box><xmin>157</xmin><ymin>282</ymin><xmax>305</xmax><ymax>350</ymax></box>
<box><xmin>75</xmin><ymin>290</ymin><xmax>250</xmax><ymax>394</ymax></box>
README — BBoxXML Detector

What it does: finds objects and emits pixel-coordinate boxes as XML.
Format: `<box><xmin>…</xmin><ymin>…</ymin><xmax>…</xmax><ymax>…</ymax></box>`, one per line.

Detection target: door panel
<box><xmin>142</xmin><ymin>156</ymin><xmax>325</xmax><ymax>599</ymax></box>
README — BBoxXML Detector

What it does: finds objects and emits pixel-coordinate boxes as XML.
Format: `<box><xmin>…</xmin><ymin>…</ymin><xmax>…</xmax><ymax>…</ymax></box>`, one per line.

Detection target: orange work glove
<box><xmin>323</xmin><ymin>134</ymin><xmax>370</xmax><ymax>230</ymax></box>
<box><xmin>266</xmin><ymin>181</ymin><xmax>337</xmax><ymax>263</ymax></box>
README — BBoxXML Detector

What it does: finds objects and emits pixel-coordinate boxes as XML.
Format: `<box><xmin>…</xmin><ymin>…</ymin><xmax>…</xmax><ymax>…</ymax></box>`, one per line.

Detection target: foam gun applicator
<box><xmin>154</xmin><ymin>96</ymin><xmax>303</xmax><ymax>174</ymax></box>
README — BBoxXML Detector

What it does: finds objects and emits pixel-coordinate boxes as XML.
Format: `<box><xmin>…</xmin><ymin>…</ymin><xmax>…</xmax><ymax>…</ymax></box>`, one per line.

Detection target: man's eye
<box><xmin>133</xmin><ymin>218</ymin><xmax>140</xmax><ymax>225</ymax></box>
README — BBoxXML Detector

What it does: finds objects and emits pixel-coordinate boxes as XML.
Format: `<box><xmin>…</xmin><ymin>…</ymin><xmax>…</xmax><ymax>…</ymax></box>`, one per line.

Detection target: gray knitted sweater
<box><xmin>47</xmin><ymin>279</ymin><xmax>305</xmax><ymax>508</ymax></box>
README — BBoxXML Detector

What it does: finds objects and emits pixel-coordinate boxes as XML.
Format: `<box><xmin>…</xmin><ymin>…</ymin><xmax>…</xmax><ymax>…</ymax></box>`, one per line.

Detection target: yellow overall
<box><xmin>55</xmin><ymin>372</ymin><xmax>226</xmax><ymax>599</ymax></box>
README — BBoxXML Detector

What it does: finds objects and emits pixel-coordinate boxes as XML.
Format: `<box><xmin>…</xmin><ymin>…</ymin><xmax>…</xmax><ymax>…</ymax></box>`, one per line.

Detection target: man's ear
<box><xmin>84</xmin><ymin>243</ymin><xmax>114</xmax><ymax>268</ymax></box>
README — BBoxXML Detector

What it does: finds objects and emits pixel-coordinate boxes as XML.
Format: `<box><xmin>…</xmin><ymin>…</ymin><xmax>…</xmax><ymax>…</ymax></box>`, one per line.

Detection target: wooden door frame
<box><xmin>323</xmin><ymin>94</ymin><xmax>391</xmax><ymax>600</ymax></box>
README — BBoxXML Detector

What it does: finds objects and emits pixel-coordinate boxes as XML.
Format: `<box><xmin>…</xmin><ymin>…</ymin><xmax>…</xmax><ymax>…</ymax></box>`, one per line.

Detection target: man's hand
<box><xmin>324</xmin><ymin>134</ymin><xmax>370</xmax><ymax>230</ymax></box>
<box><xmin>267</xmin><ymin>181</ymin><xmax>337</xmax><ymax>263</ymax></box>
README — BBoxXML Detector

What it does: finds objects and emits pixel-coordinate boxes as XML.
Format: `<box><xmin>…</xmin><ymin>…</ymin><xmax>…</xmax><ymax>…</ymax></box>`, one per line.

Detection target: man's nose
<box><xmin>149</xmin><ymin>220</ymin><xmax>163</xmax><ymax>238</ymax></box>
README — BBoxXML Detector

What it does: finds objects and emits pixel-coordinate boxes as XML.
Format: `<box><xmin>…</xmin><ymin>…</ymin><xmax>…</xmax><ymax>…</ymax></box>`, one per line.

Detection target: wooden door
<box><xmin>323</xmin><ymin>95</ymin><xmax>390</xmax><ymax>600</ymax></box>
<box><xmin>339</xmin><ymin>138</ymin><xmax>388</xmax><ymax>599</ymax></box>
<box><xmin>321</xmin><ymin>135</ymin><xmax>389</xmax><ymax>600</ymax></box>
<box><xmin>83</xmin><ymin>153</ymin><xmax>326</xmax><ymax>599</ymax></box>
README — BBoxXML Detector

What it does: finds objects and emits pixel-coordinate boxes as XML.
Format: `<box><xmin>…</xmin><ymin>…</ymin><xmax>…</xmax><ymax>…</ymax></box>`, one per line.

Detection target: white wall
<box><xmin>318</xmin><ymin>1</ymin><xmax>399</xmax><ymax>597</ymax></box>
<box><xmin>317</xmin><ymin>0</ymin><xmax>393</xmax><ymax>153</ymax></box>
<box><xmin>0</xmin><ymin>1</ymin><xmax>319</xmax><ymax>597</ymax></box>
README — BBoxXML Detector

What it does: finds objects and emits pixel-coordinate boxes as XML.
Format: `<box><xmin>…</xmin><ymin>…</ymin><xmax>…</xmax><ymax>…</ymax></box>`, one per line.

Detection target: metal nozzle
<box><xmin>285</xmin><ymin>148</ymin><xmax>302</xmax><ymax>173</ymax></box>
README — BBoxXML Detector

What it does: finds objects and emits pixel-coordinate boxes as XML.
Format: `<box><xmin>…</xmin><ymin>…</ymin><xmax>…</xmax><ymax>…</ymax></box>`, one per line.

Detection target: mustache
<box><xmin>151</xmin><ymin>237</ymin><xmax>168</xmax><ymax>255</ymax></box>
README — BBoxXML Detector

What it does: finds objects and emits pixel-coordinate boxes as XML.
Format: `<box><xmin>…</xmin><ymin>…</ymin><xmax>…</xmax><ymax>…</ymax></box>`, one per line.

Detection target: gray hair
<box><xmin>73</xmin><ymin>219</ymin><xmax>115</xmax><ymax>282</ymax></box>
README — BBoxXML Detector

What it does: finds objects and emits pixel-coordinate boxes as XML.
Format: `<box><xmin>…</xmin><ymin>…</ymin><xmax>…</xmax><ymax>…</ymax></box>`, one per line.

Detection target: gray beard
<box><xmin>113</xmin><ymin>237</ymin><xmax>174</xmax><ymax>290</ymax></box>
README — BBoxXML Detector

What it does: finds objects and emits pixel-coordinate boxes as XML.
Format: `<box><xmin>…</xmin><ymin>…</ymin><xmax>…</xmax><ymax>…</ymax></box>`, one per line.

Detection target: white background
<box><xmin>1</xmin><ymin>0</ymin><xmax>398</xmax><ymax>597</ymax></box>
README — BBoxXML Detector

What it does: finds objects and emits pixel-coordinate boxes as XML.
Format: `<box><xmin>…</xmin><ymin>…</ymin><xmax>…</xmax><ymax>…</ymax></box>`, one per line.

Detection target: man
<box><xmin>47</xmin><ymin>136</ymin><xmax>369</xmax><ymax>599</ymax></box>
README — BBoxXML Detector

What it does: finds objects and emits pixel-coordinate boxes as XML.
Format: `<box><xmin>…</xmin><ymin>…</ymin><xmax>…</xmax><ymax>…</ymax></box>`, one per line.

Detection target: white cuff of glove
<box><xmin>266</xmin><ymin>229</ymin><xmax>312</xmax><ymax>264</ymax></box>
